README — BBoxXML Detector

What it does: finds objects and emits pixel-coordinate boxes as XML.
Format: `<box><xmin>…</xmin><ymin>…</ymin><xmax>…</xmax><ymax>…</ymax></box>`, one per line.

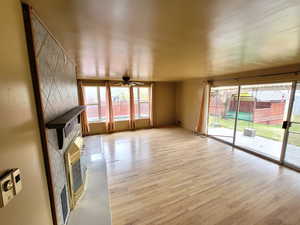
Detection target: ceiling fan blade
<box><xmin>113</xmin><ymin>82</ymin><xmax>124</xmax><ymax>86</ymax></box>
<box><xmin>129</xmin><ymin>82</ymin><xmax>137</xmax><ymax>86</ymax></box>
<box><xmin>133</xmin><ymin>81</ymin><xmax>144</xmax><ymax>85</ymax></box>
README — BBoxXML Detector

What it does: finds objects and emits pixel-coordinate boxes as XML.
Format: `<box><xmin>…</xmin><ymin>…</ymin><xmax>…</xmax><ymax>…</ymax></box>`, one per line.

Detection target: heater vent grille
<box><xmin>72</xmin><ymin>159</ymin><xmax>83</xmax><ymax>193</ymax></box>
<box><xmin>60</xmin><ymin>186</ymin><xmax>69</xmax><ymax>224</ymax></box>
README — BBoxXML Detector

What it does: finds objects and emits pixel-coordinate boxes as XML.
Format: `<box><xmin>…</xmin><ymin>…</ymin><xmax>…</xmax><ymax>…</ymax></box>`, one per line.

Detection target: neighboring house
<box><xmin>210</xmin><ymin>92</ymin><xmax>286</xmax><ymax>125</ymax></box>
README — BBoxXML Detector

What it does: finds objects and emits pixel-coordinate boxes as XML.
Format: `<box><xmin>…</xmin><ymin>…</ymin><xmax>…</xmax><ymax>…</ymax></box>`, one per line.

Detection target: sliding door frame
<box><xmin>280</xmin><ymin>81</ymin><xmax>297</xmax><ymax>163</ymax></box>
<box><xmin>207</xmin><ymin>81</ymin><xmax>300</xmax><ymax>171</ymax></box>
<box><xmin>280</xmin><ymin>81</ymin><xmax>300</xmax><ymax>172</ymax></box>
<box><xmin>206</xmin><ymin>85</ymin><xmax>240</xmax><ymax>146</ymax></box>
<box><xmin>232</xmin><ymin>86</ymin><xmax>241</xmax><ymax>145</ymax></box>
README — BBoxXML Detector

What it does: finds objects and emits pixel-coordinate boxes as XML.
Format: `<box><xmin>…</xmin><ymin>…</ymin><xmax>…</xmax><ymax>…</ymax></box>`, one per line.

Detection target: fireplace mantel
<box><xmin>46</xmin><ymin>106</ymin><xmax>86</xmax><ymax>149</ymax></box>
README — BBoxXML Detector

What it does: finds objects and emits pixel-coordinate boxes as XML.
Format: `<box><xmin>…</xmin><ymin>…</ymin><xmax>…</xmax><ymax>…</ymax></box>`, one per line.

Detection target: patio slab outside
<box><xmin>208</xmin><ymin>127</ymin><xmax>300</xmax><ymax>167</ymax></box>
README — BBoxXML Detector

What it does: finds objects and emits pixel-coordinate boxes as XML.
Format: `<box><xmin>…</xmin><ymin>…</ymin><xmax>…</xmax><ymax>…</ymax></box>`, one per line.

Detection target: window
<box><xmin>84</xmin><ymin>86</ymin><xmax>107</xmax><ymax>122</ymax></box>
<box><xmin>235</xmin><ymin>83</ymin><xmax>291</xmax><ymax>160</ymax></box>
<box><xmin>111</xmin><ymin>87</ymin><xmax>130</xmax><ymax>121</ymax></box>
<box><xmin>207</xmin><ymin>82</ymin><xmax>293</xmax><ymax>161</ymax></box>
<box><xmin>134</xmin><ymin>87</ymin><xmax>150</xmax><ymax>119</ymax></box>
<box><xmin>208</xmin><ymin>86</ymin><xmax>239</xmax><ymax>143</ymax></box>
<box><xmin>84</xmin><ymin>85</ymin><xmax>151</xmax><ymax>122</ymax></box>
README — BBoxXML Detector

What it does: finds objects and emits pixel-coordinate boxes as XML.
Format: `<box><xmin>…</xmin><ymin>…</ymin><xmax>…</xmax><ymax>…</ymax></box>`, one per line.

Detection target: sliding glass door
<box><xmin>235</xmin><ymin>83</ymin><xmax>292</xmax><ymax>160</ymax></box>
<box><xmin>207</xmin><ymin>81</ymin><xmax>300</xmax><ymax>166</ymax></box>
<box><xmin>283</xmin><ymin>82</ymin><xmax>300</xmax><ymax>168</ymax></box>
<box><xmin>208</xmin><ymin>86</ymin><xmax>239</xmax><ymax>144</ymax></box>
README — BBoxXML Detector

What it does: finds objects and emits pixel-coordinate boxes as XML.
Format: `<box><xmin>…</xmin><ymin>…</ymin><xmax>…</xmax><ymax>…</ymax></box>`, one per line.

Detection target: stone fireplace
<box><xmin>26</xmin><ymin>9</ymin><xmax>84</xmax><ymax>225</ymax></box>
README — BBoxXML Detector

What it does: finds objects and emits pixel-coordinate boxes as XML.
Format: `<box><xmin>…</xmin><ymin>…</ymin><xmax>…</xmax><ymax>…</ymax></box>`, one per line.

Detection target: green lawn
<box><xmin>209</xmin><ymin>115</ymin><xmax>300</xmax><ymax>147</ymax></box>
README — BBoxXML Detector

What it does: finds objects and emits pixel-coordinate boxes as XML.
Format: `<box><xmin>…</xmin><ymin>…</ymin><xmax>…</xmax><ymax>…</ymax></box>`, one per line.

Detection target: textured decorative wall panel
<box><xmin>31</xmin><ymin>12</ymin><xmax>80</xmax><ymax>225</ymax></box>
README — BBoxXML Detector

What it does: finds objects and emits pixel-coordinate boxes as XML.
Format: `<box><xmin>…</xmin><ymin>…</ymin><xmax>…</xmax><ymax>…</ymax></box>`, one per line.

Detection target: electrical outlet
<box><xmin>0</xmin><ymin>173</ymin><xmax>14</xmax><ymax>208</ymax></box>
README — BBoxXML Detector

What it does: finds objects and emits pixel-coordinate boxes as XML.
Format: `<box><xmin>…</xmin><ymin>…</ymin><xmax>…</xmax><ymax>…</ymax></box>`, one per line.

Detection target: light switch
<box><xmin>0</xmin><ymin>172</ymin><xmax>14</xmax><ymax>208</ymax></box>
<box><xmin>11</xmin><ymin>169</ymin><xmax>22</xmax><ymax>195</ymax></box>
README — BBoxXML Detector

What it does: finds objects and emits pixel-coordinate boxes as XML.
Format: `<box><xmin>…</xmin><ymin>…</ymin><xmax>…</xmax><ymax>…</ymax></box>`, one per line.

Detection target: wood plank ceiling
<box><xmin>26</xmin><ymin>0</ymin><xmax>300</xmax><ymax>81</ymax></box>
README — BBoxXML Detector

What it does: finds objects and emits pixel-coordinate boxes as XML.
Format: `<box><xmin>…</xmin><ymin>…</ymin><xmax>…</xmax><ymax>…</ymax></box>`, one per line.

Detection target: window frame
<box><xmin>83</xmin><ymin>84</ymin><xmax>151</xmax><ymax>123</ymax></box>
<box><xmin>134</xmin><ymin>86</ymin><xmax>151</xmax><ymax>120</ymax></box>
<box><xmin>111</xmin><ymin>86</ymin><xmax>131</xmax><ymax>121</ymax></box>
<box><xmin>84</xmin><ymin>86</ymin><xmax>107</xmax><ymax>123</ymax></box>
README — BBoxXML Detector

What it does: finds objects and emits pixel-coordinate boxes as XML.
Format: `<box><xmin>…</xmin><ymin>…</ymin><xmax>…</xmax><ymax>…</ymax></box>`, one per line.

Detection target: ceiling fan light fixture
<box><xmin>119</xmin><ymin>71</ymin><xmax>144</xmax><ymax>86</ymax></box>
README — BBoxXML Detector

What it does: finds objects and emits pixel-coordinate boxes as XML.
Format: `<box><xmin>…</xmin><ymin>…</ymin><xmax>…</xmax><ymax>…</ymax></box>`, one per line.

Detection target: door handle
<box><xmin>282</xmin><ymin>121</ymin><xmax>291</xmax><ymax>129</ymax></box>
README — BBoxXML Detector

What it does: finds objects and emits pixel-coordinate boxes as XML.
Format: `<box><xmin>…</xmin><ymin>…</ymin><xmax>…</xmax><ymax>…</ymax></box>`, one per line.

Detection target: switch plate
<box><xmin>0</xmin><ymin>173</ymin><xmax>14</xmax><ymax>208</ymax></box>
<box><xmin>11</xmin><ymin>169</ymin><xmax>22</xmax><ymax>195</ymax></box>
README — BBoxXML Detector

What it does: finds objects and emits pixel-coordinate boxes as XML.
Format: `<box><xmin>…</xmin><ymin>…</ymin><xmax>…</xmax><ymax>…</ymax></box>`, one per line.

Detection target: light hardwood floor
<box><xmin>101</xmin><ymin>127</ymin><xmax>300</xmax><ymax>225</ymax></box>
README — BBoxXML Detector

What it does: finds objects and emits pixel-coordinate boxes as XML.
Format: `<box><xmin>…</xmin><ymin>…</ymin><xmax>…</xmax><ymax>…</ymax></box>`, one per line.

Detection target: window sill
<box><xmin>88</xmin><ymin>118</ymin><xmax>150</xmax><ymax>124</ymax></box>
<box><xmin>114</xmin><ymin>119</ymin><xmax>130</xmax><ymax>122</ymax></box>
<box><xmin>88</xmin><ymin>121</ymin><xmax>106</xmax><ymax>124</ymax></box>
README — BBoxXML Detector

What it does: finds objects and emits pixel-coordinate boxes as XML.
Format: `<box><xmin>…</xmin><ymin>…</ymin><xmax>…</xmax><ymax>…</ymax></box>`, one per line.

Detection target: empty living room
<box><xmin>2</xmin><ymin>1</ymin><xmax>300</xmax><ymax>225</ymax></box>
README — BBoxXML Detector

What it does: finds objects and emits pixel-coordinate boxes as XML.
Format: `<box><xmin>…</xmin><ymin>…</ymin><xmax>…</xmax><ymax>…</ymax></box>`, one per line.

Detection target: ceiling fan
<box><xmin>115</xmin><ymin>71</ymin><xmax>144</xmax><ymax>86</ymax></box>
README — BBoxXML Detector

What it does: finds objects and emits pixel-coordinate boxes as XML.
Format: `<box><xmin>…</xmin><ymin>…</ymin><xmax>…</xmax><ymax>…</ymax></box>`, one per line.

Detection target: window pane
<box><xmin>139</xmin><ymin>87</ymin><xmax>150</xmax><ymax>101</ymax></box>
<box><xmin>99</xmin><ymin>87</ymin><xmax>107</xmax><ymax>121</ymax></box>
<box><xmin>235</xmin><ymin>83</ymin><xmax>292</xmax><ymax>160</ymax></box>
<box><xmin>86</xmin><ymin>105</ymin><xmax>99</xmax><ymax>122</ymax></box>
<box><xmin>111</xmin><ymin>87</ymin><xmax>130</xmax><ymax>121</ymax></box>
<box><xmin>291</xmin><ymin>83</ymin><xmax>300</xmax><ymax>122</ymax></box>
<box><xmin>84</xmin><ymin>87</ymin><xmax>98</xmax><ymax>104</ymax></box>
<box><xmin>134</xmin><ymin>87</ymin><xmax>150</xmax><ymax>119</ymax></box>
<box><xmin>134</xmin><ymin>88</ymin><xmax>139</xmax><ymax>118</ymax></box>
<box><xmin>208</xmin><ymin>86</ymin><xmax>239</xmax><ymax>143</ymax></box>
<box><xmin>285</xmin><ymin>132</ymin><xmax>300</xmax><ymax>167</ymax></box>
<box><xmin>84</xmin><ymin>86</ymin><xmax>107</xmax><ymax>122</ymax></box>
